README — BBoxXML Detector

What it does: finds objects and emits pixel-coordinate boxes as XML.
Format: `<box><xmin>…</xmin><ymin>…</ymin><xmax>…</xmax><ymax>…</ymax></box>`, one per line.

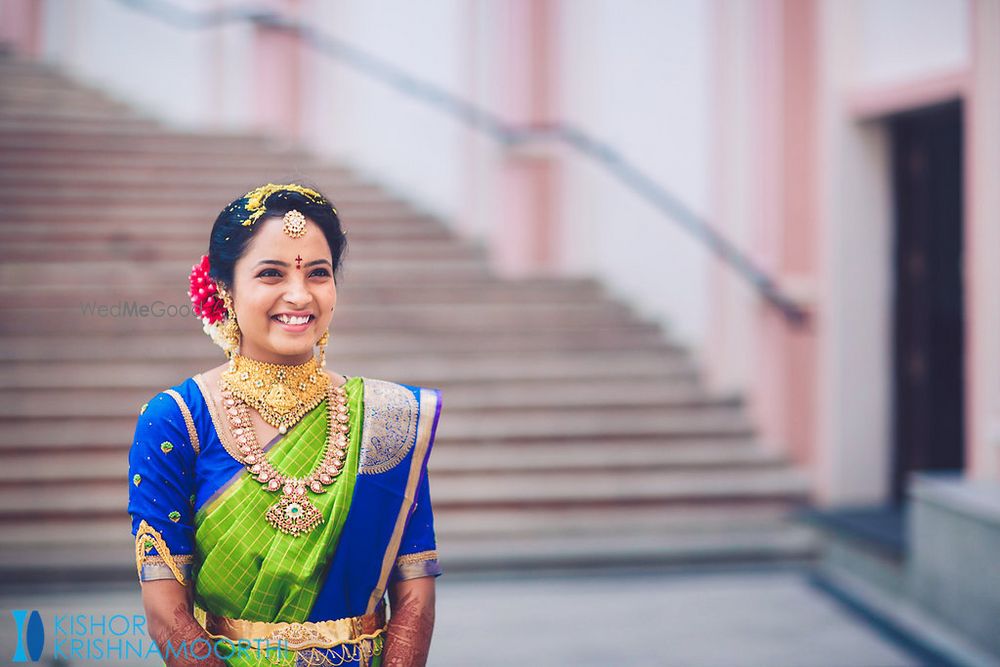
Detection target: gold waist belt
<box><xmin>197</xmin><ymin>602</ymin><xmax>387</xmax><ymax>652</ymax></box>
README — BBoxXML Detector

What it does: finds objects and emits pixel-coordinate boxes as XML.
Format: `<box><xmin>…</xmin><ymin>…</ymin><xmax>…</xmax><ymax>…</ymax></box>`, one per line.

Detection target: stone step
<box><xmin>0</xmin><ymin>306</ymin><xmax>635</xmax><ymax>340</ymax></box>
<box><xmin>0</xmin><ymin>326</ymin><xmax>672</xmax><ymax>361</ymax></box>
<box><xmin>0</xmin><ymin>441</ymin><xmax>786</xmax><ymax>485</ymax></box>
<box><xmin>0</xmin><ymin>149</ymin><xmax>346</xmax><ymax>169</ymax></box>
<box><xmin>0</xmin><ymin>219</ymin><xmax>452</xmax><ymax>243</ymax></box>
<box><xmin>0</xmin><ymin>301</ymin><xmax>641</xmax><ymax>335</ymax></box>
<box><xmin>0</xmin><ymin>259</ymin><xmax>490</xmax><ymax>292</ymax></box>
<box><xmin>0</xmin><ymin>408</ymin><xmax>752</xmax><ymax>451</ymax></box>
<box><xmin>0</xmin><ymin>152</ymin><xmax>346</xmax><ymax>173</ymax></box>
<box><xmin>0</xmin><ymin>112</ymin><xmax>157</xmax><ymax>130</ymax></box>
<box><xmin>0</xmin><ymin>168</ymin><xmax>365</xmax><ymax>190</ymax></box>
<box><xmin>0</xmin><ymin>133</ymin><xmax>316</xmax><ymax>156</ymax></box>
<box><xmin>0</xmin><ymin>78</ymin><xmax>129</xmax><ymax>97</ymax></box>
<box><xmin>0</xmin><ymin>348</ymin><xmax>694</xmax><ymax>390</ymax></box>
<box><xmin>0</xmin><ymin>279</ymin><xmax>606</xmax><ymax>310</ymax></box>
<box><xmin>0</xmin><ymin>118</ymin><xmax>252</xmax><ymax>135</ymax></box>
<box><xmin>0</xmin><ymin>374</ymin><xmax>722</xmax><ymax>418</ymax></box>
<box><xmin>0</xmin><ymin>184</ymin><xmax>401</xmax><ymax>205</ymax></box>
<box><xmin>0</xmin><ymin>237</ymin><xmax>484</xmax><ymax>263</ymax></box>
<box><xmin>0</xmin><ymin>86</ymin><xmax>140</xmax><ymax>109</ymax></box>
<box><xmin>0</xmin><ymin>513</ymin><xmax>819</xmax><ymax>579</ymax></box>
<box><xmin>436</xmin><ymin>525</ymin><xmax>820</xmax><ymax>571</ymax></box>
<box><xmin>0</xmin><ymin>204</ymin><xmax>433</xmax><ymax>223</ymax></box>
<box><xmin>0</xmin><ymin>467</ymin><xmax>809</xmax><ymax>520</ymax></box>
<box><xmin>0</xmin><ymin>99</ymin><xmax>140</xmax><ymax>118</ymax></box>
<box><xmin>0</xmin><ymin>61</ymin><xmax>103</xmax><ymax>81</ymax></box>
<box><xmin>0</xmin><ymin>194</ymin><xmax>409</xmax><ymax>216</ymax></box>
<box><xmin>1</xmin><ymin>503</ymin><xmax>802</xmax><ymax>547</ymax></box>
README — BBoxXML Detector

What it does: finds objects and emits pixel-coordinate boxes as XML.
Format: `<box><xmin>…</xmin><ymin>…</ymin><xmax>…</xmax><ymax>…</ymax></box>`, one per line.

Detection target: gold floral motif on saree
<box><xmin>359</xmin><ymin>379</ymin><xmax>419</xmax><ymax>475</ymax></box>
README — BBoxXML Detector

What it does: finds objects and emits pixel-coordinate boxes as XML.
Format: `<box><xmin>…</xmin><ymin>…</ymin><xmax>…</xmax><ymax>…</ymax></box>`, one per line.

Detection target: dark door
<box><xmin>889</xmin><ymin>99</ymin><xmax>965</xmax><ymax>505</ymax></box>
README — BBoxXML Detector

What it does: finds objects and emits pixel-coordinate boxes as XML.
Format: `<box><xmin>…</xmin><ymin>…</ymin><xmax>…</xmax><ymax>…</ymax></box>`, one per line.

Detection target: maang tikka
<box><xmin>282</xmin><ymin>210</ymin><xmax>307</xmax><ymax>239</ymax></box>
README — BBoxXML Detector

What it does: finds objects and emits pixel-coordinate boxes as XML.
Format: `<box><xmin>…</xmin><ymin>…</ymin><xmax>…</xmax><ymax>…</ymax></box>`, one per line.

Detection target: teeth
<box><xmin>277</xmin><ymin>314</ymin><xmax>311</xmax><ymax>325</ymax></box>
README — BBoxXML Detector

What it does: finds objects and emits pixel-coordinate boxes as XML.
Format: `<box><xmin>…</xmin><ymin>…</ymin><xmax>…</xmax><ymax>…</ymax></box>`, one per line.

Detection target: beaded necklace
<box><xmin>218</xmin><ymin>375</ymin><xmax>351</xmax><ymax>537</ymax></box>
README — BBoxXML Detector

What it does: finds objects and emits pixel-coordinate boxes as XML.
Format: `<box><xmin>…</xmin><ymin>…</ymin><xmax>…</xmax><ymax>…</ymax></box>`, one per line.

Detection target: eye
<box><xmin>257</xmin><ymin>269</ymin><xmax>281</xmax><ymax>278</ymax></box>
<box><xmin>310</xmin><ymin>268</ymin><xmax>331</xmax><ymax>277</ymax></box>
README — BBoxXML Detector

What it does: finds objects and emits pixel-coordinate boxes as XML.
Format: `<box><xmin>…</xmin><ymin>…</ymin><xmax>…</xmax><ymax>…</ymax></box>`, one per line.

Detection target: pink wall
<box><xmin>489</xmin><ymin>0</ymin><xmax>560</xmax><ymax>277</ymax></box>
<box><xmin>252</xmin><ymin>0</ymin><xmax>304</xmax><ymax>141</ymax></box>
<box><xmin>965</xmin><ymin>0</ymin><xmax>1000</xmax><ymax>479</ymax></box>
<box><xmin>0</xmin><ymin>0</ymin><xmax>42</xmax><ymax>57</ymax></box>
<box><xmin>744</xmin><ymin>0</ymin><xmax>821</xmax><ymax>472</ymax></box>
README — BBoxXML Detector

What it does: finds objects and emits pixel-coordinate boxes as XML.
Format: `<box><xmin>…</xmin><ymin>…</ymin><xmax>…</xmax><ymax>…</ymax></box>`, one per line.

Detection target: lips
<box><xmin>271</xmin><ymin>312</ymin><xmax>316</xmax><ymax>333</ymax></box>
<box><xmin>272</xmin><ymin>313</ymin><xmax>315</xmax><ymax>325</ymax></box>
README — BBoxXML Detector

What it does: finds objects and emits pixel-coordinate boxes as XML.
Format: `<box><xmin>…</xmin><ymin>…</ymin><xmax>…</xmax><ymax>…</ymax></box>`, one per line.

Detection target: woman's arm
<box><xmin>383</xmin><ymin>576</ymin><xmax>436</xmax><ymax>667</ymax></box>
<box><xmin>141</xmin><ymin>580</ymin><xmax>225</xmax><ymax>667</ymax></box>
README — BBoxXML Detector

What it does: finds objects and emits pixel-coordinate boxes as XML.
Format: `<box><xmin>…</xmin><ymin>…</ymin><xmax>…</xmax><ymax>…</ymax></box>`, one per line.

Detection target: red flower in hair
<box><xmin>188</xmin><ymin>254</ymin><xmax>225</xmax><ymax>324</ymax></box>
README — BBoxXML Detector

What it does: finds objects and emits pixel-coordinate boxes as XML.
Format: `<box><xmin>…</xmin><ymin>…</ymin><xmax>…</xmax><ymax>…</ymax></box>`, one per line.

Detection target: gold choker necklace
<box><xmin>220</xmin><ymin>354</ymin><xmax>331</xmax><ymax>434</ymax></box>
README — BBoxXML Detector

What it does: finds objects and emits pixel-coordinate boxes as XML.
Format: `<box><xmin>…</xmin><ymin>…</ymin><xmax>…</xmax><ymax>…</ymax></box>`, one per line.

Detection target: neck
<box><xmin>235</xmin><ymin>343</ymin><xmax>314</xmax><ymax>366</ymax></box>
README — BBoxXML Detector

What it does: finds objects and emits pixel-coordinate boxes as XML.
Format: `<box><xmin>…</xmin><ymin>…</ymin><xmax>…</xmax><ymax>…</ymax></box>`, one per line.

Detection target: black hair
<box><xmin>207</xmin><ymin>186</ymin><xmax>347</xmax><ymax>291</ymax></box>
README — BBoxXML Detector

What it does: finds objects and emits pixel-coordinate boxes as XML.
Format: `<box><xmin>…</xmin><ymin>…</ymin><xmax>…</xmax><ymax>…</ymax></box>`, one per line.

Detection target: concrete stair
<box><xmin>0</xmin><ymin>51</ymin><xmax>819</xmax><ymax>584</ymax></box>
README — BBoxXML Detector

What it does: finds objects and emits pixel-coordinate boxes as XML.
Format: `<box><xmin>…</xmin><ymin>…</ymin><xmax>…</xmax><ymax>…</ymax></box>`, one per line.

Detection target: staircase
<box><xmin>0</xmin><ymin>51</ymin><xmax>819</xmax><ymax>585</ymax></box>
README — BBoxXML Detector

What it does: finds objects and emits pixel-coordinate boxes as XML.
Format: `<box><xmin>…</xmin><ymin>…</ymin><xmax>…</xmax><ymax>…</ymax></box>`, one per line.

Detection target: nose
<box><xmin>283</xmin><ymin>275</ymin><xmax>313</xmax><ymax>308</ymax></box>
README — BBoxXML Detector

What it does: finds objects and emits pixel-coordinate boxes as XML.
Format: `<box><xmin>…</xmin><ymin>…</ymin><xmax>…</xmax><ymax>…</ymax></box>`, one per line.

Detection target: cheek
<box><xmin>236</xmin><ymin>287</ymin><xmax>275</xmax><ymax>323</ymax></box>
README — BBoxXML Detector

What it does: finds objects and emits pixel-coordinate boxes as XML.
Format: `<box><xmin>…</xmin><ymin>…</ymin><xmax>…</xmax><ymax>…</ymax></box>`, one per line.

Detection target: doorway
<box><xmin>889</xmin><ymin>99</ymin><xmax>965</xmax><ymax>505</ymax></box>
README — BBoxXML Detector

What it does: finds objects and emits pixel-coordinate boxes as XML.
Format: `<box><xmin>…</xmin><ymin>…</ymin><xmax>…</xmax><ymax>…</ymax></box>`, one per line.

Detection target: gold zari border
<box><xmin>366</xmin><ymin>387</ymin><xmax>440</xmax><ymax>614</ymax></box>
<box><xmin>135</xmin><ymin>520</ymin><xmax>188</xmax><ymax>586</ymax></box>
<box><xmin>199</xmin><ymin>601</ymin><xmax>387</xmax><ymax>652</ymax></box>
<box><xmin>164</xmin><ymin>388</ymin><xmax>200</xmax><ymax>455</ymax></box>
<box><xmin>144</xmin><ymin>554</ymin><xmax>194</xmax><ymax>567</ymax></box>
<box><xmin>395</xmin><ymin>550</ymin><xmax>438</xmax><ymax>567</ymax></box>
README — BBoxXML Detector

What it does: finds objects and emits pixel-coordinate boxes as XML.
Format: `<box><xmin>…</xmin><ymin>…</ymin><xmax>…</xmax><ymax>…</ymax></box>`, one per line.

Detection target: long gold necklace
<box><xmin>219</xmin><ymin>378</ymin><xmax>352</xmax><ymax>537</ymax></box>
<box><xmin>221</xmin><ymin>354</ymin><xmax>331</xmax><ymax>434</ymax></box>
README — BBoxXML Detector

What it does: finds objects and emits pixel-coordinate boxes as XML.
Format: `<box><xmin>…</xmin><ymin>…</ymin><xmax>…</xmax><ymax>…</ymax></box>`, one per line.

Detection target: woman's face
<box><xmin>228</xmin><ymin>215</ymin><xmax>336</xmax><ymax>365</ymax></box>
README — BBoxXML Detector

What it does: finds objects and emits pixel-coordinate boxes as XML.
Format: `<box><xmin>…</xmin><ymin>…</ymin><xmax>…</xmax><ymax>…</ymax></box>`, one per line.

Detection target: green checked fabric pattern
<box><xmin>193</xmin><ymin>376</ymin><xmax>364</xmax><ymax>623</ymax></box>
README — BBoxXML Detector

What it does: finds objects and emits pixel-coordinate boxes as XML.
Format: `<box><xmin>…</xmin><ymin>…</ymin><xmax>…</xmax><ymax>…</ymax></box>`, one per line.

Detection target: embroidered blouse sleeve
<box><xmin>389</xmin><ymin>389</ymin><xmax>443</xmax><ymax>583</ymax></box>
<box><xmin>127</xmin><ymin>391</ymin><xmax>198</xmax><ymax>586</ymax></box>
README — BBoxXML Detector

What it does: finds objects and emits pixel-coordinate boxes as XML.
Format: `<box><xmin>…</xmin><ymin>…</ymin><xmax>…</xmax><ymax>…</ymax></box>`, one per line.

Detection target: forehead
<box><xmin>239</xmin><ymin>216</ymin><xmax>331</xmax><ymax>260</ymax></box>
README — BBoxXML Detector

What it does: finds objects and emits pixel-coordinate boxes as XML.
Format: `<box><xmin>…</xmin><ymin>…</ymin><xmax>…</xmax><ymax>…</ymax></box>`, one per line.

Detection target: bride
<box><xmin>127</xmin><ymin>183</ymin><xmax>443</xmax><ymax>666</ymax></box>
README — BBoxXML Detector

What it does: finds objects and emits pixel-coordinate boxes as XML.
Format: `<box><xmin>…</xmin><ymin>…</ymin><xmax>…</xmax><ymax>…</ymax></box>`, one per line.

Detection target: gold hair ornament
<box><xmin>242</xmin><ymin>183</ymin><xmax>337</xmax><ymax>227</ymax></box>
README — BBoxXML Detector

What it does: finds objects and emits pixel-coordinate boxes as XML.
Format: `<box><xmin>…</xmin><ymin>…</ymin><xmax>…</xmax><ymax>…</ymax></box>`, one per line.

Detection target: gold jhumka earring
<box><xmin>216</xmin><ymin>283</ymin><xmax>241</xmax><ymax>361</ymax></box>
<box><xmin>317</xmin><ymin>330</ymin><xmax>329</xmax><ymax>368</ymax></box>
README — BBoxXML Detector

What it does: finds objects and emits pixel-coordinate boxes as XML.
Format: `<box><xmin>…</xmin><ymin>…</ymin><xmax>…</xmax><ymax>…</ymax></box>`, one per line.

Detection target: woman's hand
<box><xmin>383</xmin><ymin>576</ymin><xmax>436</xmax><ymax>667</ymax></box>
<box><xmin>141</xmin><ymin>580</ymin><xmax>226</xmax><ymax>667</ymax></box>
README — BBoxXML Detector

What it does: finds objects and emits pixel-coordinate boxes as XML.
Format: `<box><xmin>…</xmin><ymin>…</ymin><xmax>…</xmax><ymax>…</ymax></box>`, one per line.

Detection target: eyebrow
<box><xmin>254</xmin><ymin>258</ymin><xmax>332</xmax><ymax>268</ymax></box>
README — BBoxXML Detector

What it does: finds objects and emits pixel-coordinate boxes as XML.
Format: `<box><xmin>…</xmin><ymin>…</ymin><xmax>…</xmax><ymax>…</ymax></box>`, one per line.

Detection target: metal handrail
<box><xmin>116</xmin><ymin>0</ymin><xmax>808</xmax><ymax>325</ymax></box>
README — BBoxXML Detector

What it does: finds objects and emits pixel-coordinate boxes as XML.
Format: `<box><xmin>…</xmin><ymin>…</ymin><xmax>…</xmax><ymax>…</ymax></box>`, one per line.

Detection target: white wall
<box><xmin>38</xmin><ymin>0</ymin><xmax>252</xmax><ymax>132</ymax></box>
<box><xmin>857</xmin><ymin>0</ymin><xmax>969</xmax><ymax>86</ymax></box>
<box><xmin>302</xmin><ymin>0</ymin><xmax>469</xmax><ymax>224</ymax></box>
<box><xmin>555</xmin><ymin>0</ymin><xmax>712</xmax><ymax>351</ymax></box>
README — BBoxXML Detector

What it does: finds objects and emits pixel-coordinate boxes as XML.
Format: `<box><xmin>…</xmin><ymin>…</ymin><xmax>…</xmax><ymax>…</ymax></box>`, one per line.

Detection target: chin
<box><xmin>262</xmin><ymin>340</ymin><xmax>315</xmax><ymax>361</ymax></box>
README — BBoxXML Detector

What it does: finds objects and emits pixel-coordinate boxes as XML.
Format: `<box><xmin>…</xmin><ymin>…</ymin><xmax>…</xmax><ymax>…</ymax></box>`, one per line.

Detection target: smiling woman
<box><xmin>127</xmin><ymin>184</ymin><xmax>443</xmax><ymax>667</ymax></box>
